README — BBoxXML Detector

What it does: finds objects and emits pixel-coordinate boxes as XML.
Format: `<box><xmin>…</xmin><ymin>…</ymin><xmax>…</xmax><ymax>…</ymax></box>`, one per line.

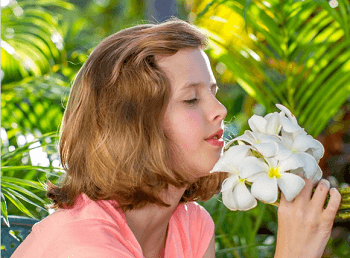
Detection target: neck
<box><xmin>124</xmin><ymin>185</ymin><xmax>187</xmax><ymax>257</ymax></box>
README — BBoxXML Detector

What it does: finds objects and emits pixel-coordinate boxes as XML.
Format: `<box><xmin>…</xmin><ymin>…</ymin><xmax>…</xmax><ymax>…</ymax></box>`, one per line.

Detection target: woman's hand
<box><xmin>275</xmin><ymin>178</ymin><xmax>341</xmax><ymax>258</ymax></box>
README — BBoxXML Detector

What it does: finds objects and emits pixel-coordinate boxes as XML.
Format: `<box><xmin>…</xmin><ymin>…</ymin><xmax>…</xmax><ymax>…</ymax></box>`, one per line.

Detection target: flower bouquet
<box><xmin>211</xmin><ymin>104</ymin><xmax>350</xmax><ymax>219</ymax></box>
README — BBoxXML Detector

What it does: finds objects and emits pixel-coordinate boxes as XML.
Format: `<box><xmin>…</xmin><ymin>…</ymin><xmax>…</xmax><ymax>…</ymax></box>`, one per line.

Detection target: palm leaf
<box><xmin>2</xmin><ymin>189</ymin><xmax>37</xmax><ymax>220</ymax></box>
<box><xmin>193</xmin><ymin>0</ymin><xmax>350</xmax><ymax>137</ymax></box>
<box><xmin>1</xmin><ymin>193</ymin><xmax>10</xmax><ymax>227</ymax></box>
<box><xmin>1</xmin><ymin>0</ymin><xmax>74</xmax><ymax>85</ymax></box>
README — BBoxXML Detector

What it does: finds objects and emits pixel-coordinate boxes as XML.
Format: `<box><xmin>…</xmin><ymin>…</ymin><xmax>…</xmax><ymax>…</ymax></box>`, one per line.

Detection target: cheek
<box><xmin>163</xmin><ymin>108</ymin><xmax>203</xmax><ymax>147</ymax></box>
<box><xmin>178</xmin><ymin>113</ymin><xmax>203</xmax><ymax>147</ymax></box>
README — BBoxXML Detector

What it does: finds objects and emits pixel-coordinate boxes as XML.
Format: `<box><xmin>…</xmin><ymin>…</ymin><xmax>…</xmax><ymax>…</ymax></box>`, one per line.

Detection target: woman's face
<box><xmin>158</xmin><ymin>48</ymin><xmax>227</xmax><ymax>180</ymax></box>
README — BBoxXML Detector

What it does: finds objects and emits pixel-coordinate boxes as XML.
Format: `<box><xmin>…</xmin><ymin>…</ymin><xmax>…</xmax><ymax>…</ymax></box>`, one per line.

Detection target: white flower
<box><xmin>210</xmin><ymin>145</ymin><xmax>257</xmax><ymax>211</ymax></box>
<box><xmin>214</xmin><ymin>103</ymin><xmax>325</xmax><ymax>211</ymax></box>
<box><xmin>225</xmin><ymin>130</ymin><xmax>280</xmax><ymax>158</ymax></box>
<box><xmin>221</xmin><ymin>176</ymin><xmax>257</xmax><ymax>211</ymax></box>
<box><xmin>239</xmin><ymin>156</ymin><xmax>306</xmax><ymax>202</ymax></box>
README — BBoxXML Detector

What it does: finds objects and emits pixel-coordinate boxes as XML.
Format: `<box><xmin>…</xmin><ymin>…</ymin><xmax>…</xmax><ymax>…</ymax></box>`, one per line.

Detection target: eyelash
<box><xmin>184</xmin><ymin>86</ymin><xmax>218</xmax><ymax>106</ymax></box>
<box><xmin>184</xmin><ymin>98</ymin><xmax>199</xmax><ymax>105</ymax></box>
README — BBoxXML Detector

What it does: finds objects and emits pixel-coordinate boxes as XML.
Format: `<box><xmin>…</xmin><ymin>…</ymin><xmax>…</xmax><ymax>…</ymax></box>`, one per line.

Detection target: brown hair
<box><xmin>44</xmin><ymin>17</ymin><xmax>228</xmax><ymax>212</ymax></box>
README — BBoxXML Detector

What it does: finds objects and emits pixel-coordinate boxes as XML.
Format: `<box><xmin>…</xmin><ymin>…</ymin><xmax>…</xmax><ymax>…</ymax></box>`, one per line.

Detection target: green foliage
<box><xmin>194</xmin><ymin>0</ymin><xmax>350</xmax><ymax>137</ymax></box>
<box><xmin>193</xmin><ymin>0</ymin><xmax>350</xmax><ymax>257</ymax></box>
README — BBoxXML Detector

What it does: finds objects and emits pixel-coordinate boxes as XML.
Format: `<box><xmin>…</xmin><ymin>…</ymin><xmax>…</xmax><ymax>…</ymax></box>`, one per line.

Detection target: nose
<box><xmin>207</xmin><ymin>96</ymin><xmax>227</xmax><ymax>123</ymax></box>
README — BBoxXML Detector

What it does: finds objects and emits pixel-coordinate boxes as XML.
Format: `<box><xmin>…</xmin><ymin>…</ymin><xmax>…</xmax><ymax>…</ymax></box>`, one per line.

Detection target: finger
<box><xmin>324</xmin><ymin>188</ymin><xmax>341</xmax><ymax>219</ymax></box>
<box><xmin>294</xmin><ymin>178</ymin><xmax>314</xmax><ymax>204</ymax></box>
<box><xmin>310</xmin><ymin>179</ymin><xmax>330</xmax><ymax>210</ymax></box>
<box><xmin>278</xmin><ymin>192</ymin><xmax>291</xmax><ymax>217</ymax></box>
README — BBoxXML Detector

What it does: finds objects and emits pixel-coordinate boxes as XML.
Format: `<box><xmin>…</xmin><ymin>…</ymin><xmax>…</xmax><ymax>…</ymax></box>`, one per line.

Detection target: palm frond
<box><xmin>194</xmin><ymin>0</ymin><xmax>350</xmax><ymax>137</ymax></box>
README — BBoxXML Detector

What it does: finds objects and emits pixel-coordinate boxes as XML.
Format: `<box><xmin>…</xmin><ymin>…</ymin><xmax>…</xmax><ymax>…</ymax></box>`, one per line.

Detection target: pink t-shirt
<box><xmin>11</xmin><ymin>193</ymin><xmax>214</xmax><ymax>258</ymax></box>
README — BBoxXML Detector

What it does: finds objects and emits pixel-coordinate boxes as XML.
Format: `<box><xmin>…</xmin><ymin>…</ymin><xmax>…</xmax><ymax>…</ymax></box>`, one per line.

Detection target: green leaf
<box><xmin>1</xmin><ymin>193</ymin><xmax>10</xmax><ymax>227</ymax></box>
<box><xmin>2</xmin><ymin>189</ymin><xmax>37</xmax><ymax>219</ymax></box>
<box><xmin>1</xmin><ymin>176</ymin><xmax>47</xmax><ymax>191</ymax></box>
<box><xmin>4</xmin><ymin>187</ymin><xmax>48</xmax><ymax>213</ymax></box>
<box><xmin>1</xmin><ymin>181</ymin><xmax>47</xmax><ymax>205</ymax></box>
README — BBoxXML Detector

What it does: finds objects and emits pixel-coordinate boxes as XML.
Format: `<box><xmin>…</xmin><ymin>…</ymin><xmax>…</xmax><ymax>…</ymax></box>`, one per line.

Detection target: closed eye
<box><xmin>184</xmin><ymin>98</ymin><xmax>199</xmax><ymax>105</ymax></box>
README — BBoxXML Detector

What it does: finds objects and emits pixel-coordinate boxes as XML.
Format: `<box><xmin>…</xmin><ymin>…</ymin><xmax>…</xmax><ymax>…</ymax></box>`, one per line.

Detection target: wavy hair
<box><xmin>45</xmin><ymin>17</ymin><xmax>228</xmax><ymax>212</ymax></box>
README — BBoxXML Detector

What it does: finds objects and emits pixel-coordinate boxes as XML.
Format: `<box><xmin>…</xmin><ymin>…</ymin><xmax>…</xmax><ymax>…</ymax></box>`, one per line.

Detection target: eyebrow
<box><xmin>180</xmin><ymin>82</ymin><xmax>218</xmax><ymax>92</ymax></box>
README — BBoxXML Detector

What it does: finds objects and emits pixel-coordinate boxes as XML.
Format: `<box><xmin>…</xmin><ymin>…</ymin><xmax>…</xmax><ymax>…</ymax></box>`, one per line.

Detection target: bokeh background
<box><xmin>1</xmin><ymin>0</ymin><xmax>350</xmax><ymax>257</ymax></box>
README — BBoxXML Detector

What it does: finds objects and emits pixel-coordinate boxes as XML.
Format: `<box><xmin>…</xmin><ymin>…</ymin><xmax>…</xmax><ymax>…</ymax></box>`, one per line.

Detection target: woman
<box><xmin>12</xmin><ymin>17</ymin><xmax>341</xmax><ymax>258</ymax></box>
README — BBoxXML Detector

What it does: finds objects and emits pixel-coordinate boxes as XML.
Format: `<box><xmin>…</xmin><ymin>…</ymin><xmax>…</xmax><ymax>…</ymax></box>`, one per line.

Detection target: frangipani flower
<box><xmin>214</xmin><ymin>103</ymin><xmax>331</xmax><ymax>213</ymax></box>
<box><xmin>239</xmin><ymin>155</ymin><xmax>305</xmax><ymax>202</ymax></box>
<box><xmin>211</xmin><ymin>145</ymin><xmax>257</xmax><ymax>211</ymax></box>
<box><xmin>221</xmin><ymin>176</ymin><xmax>257</xmax><ymax>211</ymax></box>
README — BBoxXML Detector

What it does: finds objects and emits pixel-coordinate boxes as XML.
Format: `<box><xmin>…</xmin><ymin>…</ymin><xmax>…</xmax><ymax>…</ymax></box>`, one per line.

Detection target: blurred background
<box><xmin>1</xmin><ymin>0</ymin><xmax>350</xmax><ymax>257</ymax></box>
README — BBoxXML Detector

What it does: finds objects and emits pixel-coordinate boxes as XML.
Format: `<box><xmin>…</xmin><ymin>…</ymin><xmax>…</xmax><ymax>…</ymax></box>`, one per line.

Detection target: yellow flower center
<box><xmin>239</xmin><ymin>178</ymin><xmax>246</xmax><ymax>184</ymax></box>
<box><xmin>268</xmin><ymin>167</ymin><xmax>281</xmax><ymax>178</ymax></box>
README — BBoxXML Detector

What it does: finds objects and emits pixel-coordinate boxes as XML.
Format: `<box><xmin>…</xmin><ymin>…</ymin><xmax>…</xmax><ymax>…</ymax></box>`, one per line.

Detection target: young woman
<box><xmin>12</xmin><ymin>17</ymin><xmax>341</xmax><ymax>258</ymax></box>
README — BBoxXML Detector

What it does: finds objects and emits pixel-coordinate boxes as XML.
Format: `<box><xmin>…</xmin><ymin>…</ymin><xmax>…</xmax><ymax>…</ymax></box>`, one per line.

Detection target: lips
<box><xmin>205</xmin><ymin>129</ymin><xmax>224</xmax><ymax>147</ymax></box>
<box><xmin>205</xmin><ymin>129</ymin><xmax>224</xmax><ymax>140</ymax></box>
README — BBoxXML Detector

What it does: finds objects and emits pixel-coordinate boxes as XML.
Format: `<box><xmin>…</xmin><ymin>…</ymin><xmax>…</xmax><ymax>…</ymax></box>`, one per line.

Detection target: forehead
<box><xmin>156</xmin><ymin>49</ymin><xmax>215</xmax><ymax>93</ymax></box>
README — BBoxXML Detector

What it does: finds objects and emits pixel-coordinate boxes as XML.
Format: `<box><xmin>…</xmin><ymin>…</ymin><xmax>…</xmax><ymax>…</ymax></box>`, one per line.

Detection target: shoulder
<box><xmin>13</xmin><ymin>195</ymin><xmax>143</xmax><ymax>258</ymax></box>
<box><xmin>13</xmin><ymin>216</ymin><xmax>138</xmax><ymax>258</ymax></box>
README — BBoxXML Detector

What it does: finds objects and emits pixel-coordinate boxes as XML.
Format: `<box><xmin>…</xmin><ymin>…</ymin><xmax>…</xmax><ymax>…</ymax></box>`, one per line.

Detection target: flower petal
<box><xmin>297</xmin><ymin>152</ymin><xmax>318</xmax><ymax>179</ymax></box>
<box><xmin>312</xmin><ymin>164</ymin><xmax>323</xmax><ymax>182</ymax></box>
<box><xmin>311</xmin><ymin>139</ymin><xmax>324</xmax><ymax>161</ymax></box>
<box><xmin>211</xmin><ymin>144</ymin><xmax>251</xmax><ymax>173</ymax></box>
<box><xmin>225</xmin><ymin>132</ymin><xmax>255</xmax><ymax>148</ymax></box>
<box><xmin>248</xmin><ymin>115</ymin><xmax>267</xmax><ymax>133</ymax></box>
<box><xmin>275</xmin><ymin>142</ymin><xmax>293</xmax><ymax>160</ymax></box>
<box><xmin>254</xmin><ymin>132</ymin><xmax>280</xmax><ymax>143</ymax></box>
<box><xmin>222</xmin><ymin>189</ymin><xmax>237</xmax><ymax>211</ymax></box>
<box><xmin>277</xmin><ymin>173</ymin><xmax>305</xmax><ymax>202</ymax></box>
<box><xmin>221</xmin><ymin>174</ymin><xmax>239</xmax><ymax>192</ymax></box>
<box><xmin>265</xmin><ymin>112</ymin><xmax>281</xmax><ymax>135</ymax></box>
<box><xmin>276</xmin><ymin>104</ymin><xmax>298</xmax><ymax>125</ymax></box>
<box><xmin>251</xmin><ymin>173</ymin><xmax>278</xmax><ymax>203</ymax></box>
<box><xmin>239</xmin><ymin>156</ymin><xmax>269</xmax><ymax>179</ymax></box>
<box><xmin>224</xmin><ymin>145</ymin><xmax>252</xmax><ymax>165</ymax></box>
<box><xmin>232</xmin><ymin>182</ymin><xmax>257</xmax><ymax>211</ymax></box>
<box><xmin>280</xmin><ymin>130</ymin><xmax>295</xmax><ymax>146</ymax></box>
<box><xmin>278</xmin><ymin>153</ymin><xmax>304</xmax><ymax>172</ymax></box>
<box><xmin>280</xmin><ymin>116</ymin><xmax>304</xmax><ymax>133</ymax></box>
<box><xmin>265</xmin><ymin>156</ymin><xmax>278</xmax><ymax>168</ymax></box>
<box><xmin>302</xmin><ymin>136</ymin><xmax>324</xmax><ymax>161</ymax></box>
<box><xmin>210</xmin><ymin>159</ymin><xmax>232</xmax><ymax>173</ymax></box>
<box><xmin>254</xmin><ymin>141</ymin><xmax>279</xmax><ymax>157</ymax></box>
<box><xmin>292</xmin><ymin>134</ymin><xmax>317</xmax><ymax>152</ymax></box>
